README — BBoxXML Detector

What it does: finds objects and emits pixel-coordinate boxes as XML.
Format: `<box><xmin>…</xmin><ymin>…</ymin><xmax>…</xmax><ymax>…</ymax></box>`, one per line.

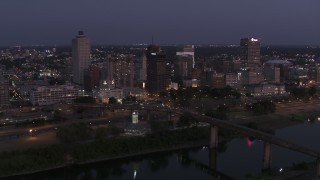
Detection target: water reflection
<box><xmin>147</xmin><ymin>155</ymin><xmax>169</xmax><ymax>172</ymax></box>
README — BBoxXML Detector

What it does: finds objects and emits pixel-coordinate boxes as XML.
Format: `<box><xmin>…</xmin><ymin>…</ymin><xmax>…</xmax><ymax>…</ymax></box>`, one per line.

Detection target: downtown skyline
<box><xmin>0</xmin><ymin>0</ymin><xmax>319</xmax><ymax>46</ymax></box>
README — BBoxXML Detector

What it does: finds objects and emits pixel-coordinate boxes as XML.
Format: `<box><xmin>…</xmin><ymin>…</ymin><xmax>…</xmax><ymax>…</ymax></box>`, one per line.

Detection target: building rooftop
<box><xmin>265</xmin><ymin>60</ymin><xmax>292</xmax><ymax>65</ymax></box>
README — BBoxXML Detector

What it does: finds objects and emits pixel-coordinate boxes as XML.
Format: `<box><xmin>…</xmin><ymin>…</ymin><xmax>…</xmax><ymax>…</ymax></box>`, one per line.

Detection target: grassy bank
<box><xmin>0</xmin><ymin>127</ymin><xmax>229</xmax><ymax>177</ymax></box>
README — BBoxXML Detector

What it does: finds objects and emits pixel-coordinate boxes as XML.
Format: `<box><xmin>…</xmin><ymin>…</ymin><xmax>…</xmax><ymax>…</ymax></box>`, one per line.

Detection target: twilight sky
<box><xmin>0</xmin><ymin>0</ymin><xmax>319</xmax><ymax>46</ymax></box>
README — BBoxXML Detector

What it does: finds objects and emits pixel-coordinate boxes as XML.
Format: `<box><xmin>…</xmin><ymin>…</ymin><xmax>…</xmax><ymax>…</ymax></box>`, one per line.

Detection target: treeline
<box><xmin>246</xmin><ymin>100</ymin><xmax>276</xmax><ymax>114</ymax></box>
<box><xmin>56</xmin><ymin>123</ymin><xmax>124</xmax><ymax>143</ymax></box>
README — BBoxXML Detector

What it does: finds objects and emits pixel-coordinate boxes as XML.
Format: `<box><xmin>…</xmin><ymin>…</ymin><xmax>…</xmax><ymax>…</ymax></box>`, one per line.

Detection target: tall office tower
<box><xmin>0</xmin><ymin>75</ymin><xmax>10</xmax><ymax>108</ymax></box>
<box><xmin>176</xmin><ymin>45</ymin><xmax>195</xmax><ymax>68</ymax></box>
<box><xmin>84</xmin><ymin>64</ymin><xmax>102</xmax><ymax>91</ymax></box>
<box><xmin>140</xmin><ymin>54</ymin><xmax>147</xmax><ymax>81</ymax></box>
<box><xmin>72</xmin><ymin>31</ymin><xmax>91</xmax><ymax>85</ymax></box>
<box><xmin>240</xmin><ymin>38</ymin><xmax>261</xmax><ymax>70</ymax></box>
<box><xmin>174</xmin><ymin>55</ymin><xmax>193</xmax><ymax>80</ymax></box>
<box><xmin>107</xmin><ymin>54</ymin><xmax>134</xmax><ymax>88</ymax></box>
<box><xmin>146</xmin><ymin>45</ymin><xmax>170</xmax><ymax>93</ymax></box>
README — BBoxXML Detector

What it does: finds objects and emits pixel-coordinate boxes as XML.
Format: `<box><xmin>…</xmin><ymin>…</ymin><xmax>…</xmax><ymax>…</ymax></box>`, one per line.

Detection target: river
<box><xmin>14</xmin><ymin>121</ymin><xmax>320</xmax><ymax>180</ymax></box>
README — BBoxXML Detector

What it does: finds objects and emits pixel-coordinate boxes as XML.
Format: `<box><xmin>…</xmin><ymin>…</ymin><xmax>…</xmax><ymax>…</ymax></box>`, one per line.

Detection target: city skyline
<box><xmin>0</xmin><ymin>0</ymin><xmax>319</xmax><ymax>46</ymax></box>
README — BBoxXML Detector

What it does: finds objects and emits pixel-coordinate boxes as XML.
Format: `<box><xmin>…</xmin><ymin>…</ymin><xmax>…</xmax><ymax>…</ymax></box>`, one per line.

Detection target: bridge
<box><xmin>96</xmin><ymin>104</ymin><xmax>320</xmax><ymax>177</ymax></box>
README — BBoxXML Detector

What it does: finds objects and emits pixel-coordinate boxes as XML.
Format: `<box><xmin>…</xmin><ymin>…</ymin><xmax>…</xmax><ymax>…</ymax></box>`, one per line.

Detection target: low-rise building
<box><xmin>244</xmin><ymin>83</ymin><xmax>286</xmax><ymax>96</ymax></box>
<box><xmin>183</xmin><ymin>79</ymin><xmax>200</xmax><ymax>88</ymax></box>
<box><xmin>30</xmin><ymin>85</ymin><xmax>80</xmax><ymax>106</ymax></box>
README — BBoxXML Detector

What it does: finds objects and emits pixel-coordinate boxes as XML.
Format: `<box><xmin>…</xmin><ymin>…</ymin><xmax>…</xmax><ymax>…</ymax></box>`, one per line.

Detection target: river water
<box><xmin>16</xmin><ymin>121</ymin><xmax>320</xmax><ymax>180</ymax></box>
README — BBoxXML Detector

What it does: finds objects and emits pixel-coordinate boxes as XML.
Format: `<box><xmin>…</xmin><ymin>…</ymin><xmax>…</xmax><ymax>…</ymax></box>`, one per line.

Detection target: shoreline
<box><xmin>2</xmin><ymin>142</ymin><xmax>208</xmax><ymax>178</ymax></box>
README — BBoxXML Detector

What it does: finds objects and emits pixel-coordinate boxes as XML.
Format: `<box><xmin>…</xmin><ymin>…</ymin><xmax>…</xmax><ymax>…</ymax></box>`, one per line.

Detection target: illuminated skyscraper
<box><xmin>240</xmin><ymin>38</ymin><xmax>263</xmax><ymax>85</ymax></box>
<box><xmin>146</xmin><ymin>45</ymin><xmax>170</xmax><ymax>93</ymax></box>
<box><xmin>176</xmin><ymin>45</ymin><xmax>195</xmax><ymax>68</ymax></box>
<box><xmin>107</xmin><ymin>54</ymin><xmax>134</xmax><ymax>88</ymax></box>
<box><xmin>72</xmin><ymin>31</ymin><xmax>91</xmax><ymax>85</ymax></box>
<box><xmin>240</xmin><ymin>38</ymin><xmax>261</xmax><ymax>70</ymax></box>
<box><xmin>174</xmin><ymin>55</ymin><xmax>193</xmax><ymax>80</ymax></box>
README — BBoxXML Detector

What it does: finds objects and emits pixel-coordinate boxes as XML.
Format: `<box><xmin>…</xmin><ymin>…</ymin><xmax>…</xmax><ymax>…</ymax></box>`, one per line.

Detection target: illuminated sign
<box><xmin>251</xmin><ymin>38</ymin><xmax>258</xmax><ymax>42</ymax></box>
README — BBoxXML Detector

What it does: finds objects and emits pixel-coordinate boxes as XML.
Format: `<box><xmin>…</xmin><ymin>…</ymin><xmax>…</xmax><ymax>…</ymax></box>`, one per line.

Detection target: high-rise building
<box><xmin>210</xmin><ymin>73</ymin><xmax>225</xmax><ymax>88</ymax></box>
<box><xmin>146</xmin><ymin>45</ymin><xmax>170</xmax><ymax>93</ymax></box>
<box><xmin>140</xmin><ymin>54</ymin><xmax>147</xmax><ymax>81</ymax></box>
<box><xmin>176</xmin><ymin>45</ymin><xmax>195</xmax><ymax>68</ymax></box>
<box><xmin>240</xmin><ymin>38</ymin><xmax>261</xmax><ymax>70</ymax></box>
<box><xmin>107</xmin><ymin>54</ymin><xmax>134</xmax><ymax>88</ymax></box>
<box><xmin>174</xmin><ymin>55</ymin><xmax>193</xmax><ymax>80</ymax></box>
<box><xmin>72</xmin><ymin>31</ymin><xmax>91</xmax><ymax>85</ymax></box>
<box><xmin>225</xmin><ymin>73</ymin><xmax>240</xmax><ymax>88</ymax></box>
<box><xmin>240</xmin><ymin>38</ymin><xmax>263</xmax><ymax>85</ymax></box>
<box><xmin>84</xmin><ymin>64</ymin><xmax>102</xmax><ymax>91</ymax></box>
<box><xmin>0</xmin><ymin>75</ymin><xmax>10</xmax><ymax>108</ymax></box>
<box><xmin>264</xmin><ymin>60</ymin><xmax>293</xmax><ymax>82</ymax></box>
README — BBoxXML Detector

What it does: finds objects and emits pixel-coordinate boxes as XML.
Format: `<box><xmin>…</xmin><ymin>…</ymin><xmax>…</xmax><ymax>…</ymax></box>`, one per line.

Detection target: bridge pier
<box><xmin>210</xmin><ymin>125</ymin><xmax>218</xmax><ymax>148</ymax></box>
<box><xmin>316</xmin><ymin>158</ymin><xmax>320</xmax><ymax>178</ymax></box>
<box><xmin>209</xmin><ymin>147</ymin><xmax>217</xmax><ymax>170</ymax></box>
<box><xmin>262</xmin><ymin>141</ymin><xmax>272</xmax><ymax>170</ymax></box>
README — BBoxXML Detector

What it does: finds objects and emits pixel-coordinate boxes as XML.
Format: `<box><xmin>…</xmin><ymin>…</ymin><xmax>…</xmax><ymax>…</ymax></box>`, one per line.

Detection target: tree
<box><xmin>53</xmin><ymin>110</ymin><xmax>63</xmax><ymax>121</ymax></box>
<box><xmin>109</xmin><ymin>97</ymin><xmax>117</xmax><ymax>104</ymax></box>
<box><xmin>177</xmin><ymin>112</ymin><xmax>198</xmax><ymax>127</ymax></box>
<box><xmin>291</xmin><ymin>87</ymin><xmax>306</xmax><ymax>99</ymax></box>
<box><xmin>308</xmin><ymin>86</ymin><xmax>317</xmax><ymax>97</ymax></box>
<box><xmin>56</xmin><ymin>123</ymin><xmax>93</xmax><ymax>143</ymax></box>
<box><xmin>149</xmin><ymin>120</ymin><xmax>173</xmax><ymax>133</ymax></box>
<box><xmin>249</xmin><ymin>101</ymin><xmax>276</xmax><ymax>114</ymax></box>
<box><xmin>122</xmin><ymin>95</ymin><xmax>136</xmax><ymax>104</ymax></box>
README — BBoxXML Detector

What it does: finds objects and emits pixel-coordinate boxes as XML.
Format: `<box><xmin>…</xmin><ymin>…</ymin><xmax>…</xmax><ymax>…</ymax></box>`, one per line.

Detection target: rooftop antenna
<box><xmin>152</xmin><ymin>35</ymin><xmax>154</xmax><ymax>44</ymax></box>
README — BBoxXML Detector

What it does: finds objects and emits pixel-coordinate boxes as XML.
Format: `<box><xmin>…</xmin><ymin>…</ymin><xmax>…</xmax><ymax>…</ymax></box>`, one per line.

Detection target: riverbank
<box><xmin>0</xmin><ymin>127</ymin><xmax>212</xmax><ymax>177</ymax></box>
<box><xmin>4</xmin><ymin>142</ymin><xmax>208</xmax><ymax>179</ymax></box>
<box><xmin>229</xmin><ymin>100</ymin><xmax>320</xmax><ymax>130</ymax></box>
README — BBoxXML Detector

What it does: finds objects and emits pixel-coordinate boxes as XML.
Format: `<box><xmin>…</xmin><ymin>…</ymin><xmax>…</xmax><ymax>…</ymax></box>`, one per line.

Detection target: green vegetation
<box><xmin>205</xmin><ymin>104</ymin><xmax>229</xmax><ymax>120</ymax></box>
<box><xmin>56</xmin><ymin>123</ymin><xmax>124</xmax><ymax>143</ymax></box>
<box><xmin>167</xmin><ymin>86</ymin><xmax>241</xmax><ymax>107</ymax></box>
<box><xmin>291</xmin><ymin>86</ymin><xmax>318</xmax><ymax>99</ymax></box>
<box><xmin>148</xmin><ymin>120</ymin><xmax>173</xmax><ymax>133</ymax></box>
<box><xmin>177</xmin><ymin>112</ymin><xmax>198</xmax><ymax>127</ymax></box>
<box><xmin>0</xmin><ymin>145</ymin><xmax>66</xmax><ymax>176</ymax></box>
<box><xmin>289</xmin><ymin>111</ymin><xmax>320</xmax><ymax>123</ymax></box>
<box><xmin>108</xmin><ymin>97</ymin><xmax>117</xmax><ymax>104</ymax></box>
<box><xmin>246</xmin><ymin>101</ymin><xmax>276</xmax><ymax>114</ymax></box>
<box><xmin>56</xmin><ymin>123</ymin><xmax>93</xmax><ymax>143</ymax></box>
<box><xmin>0</xmin><ymin>127</ymin><xmax>210</xmax><ymax>177</ymax></box>
<box><xmin>122</xmin><ymin>95</ymin><xmax>136</xmax><ymax>104</ymax></box>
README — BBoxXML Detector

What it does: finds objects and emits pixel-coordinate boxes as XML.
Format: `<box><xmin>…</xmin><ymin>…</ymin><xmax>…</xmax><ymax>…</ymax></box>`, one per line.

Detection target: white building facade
<box><xmin>30</xmin><ymin>85</ymin><xmax>80</xmax><ymax>106</ymax></box>
<box><xmin>72</xmin><ymin>31</ymin><xmax>91</xmax><ymax>85</ymax></box>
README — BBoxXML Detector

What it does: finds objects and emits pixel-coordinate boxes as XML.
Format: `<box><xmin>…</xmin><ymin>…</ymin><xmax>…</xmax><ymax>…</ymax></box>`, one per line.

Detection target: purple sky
<box><xmin>0</xmin><ymin>0</ymin><xmax>319</xmax><ymax>46</ymax></box>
